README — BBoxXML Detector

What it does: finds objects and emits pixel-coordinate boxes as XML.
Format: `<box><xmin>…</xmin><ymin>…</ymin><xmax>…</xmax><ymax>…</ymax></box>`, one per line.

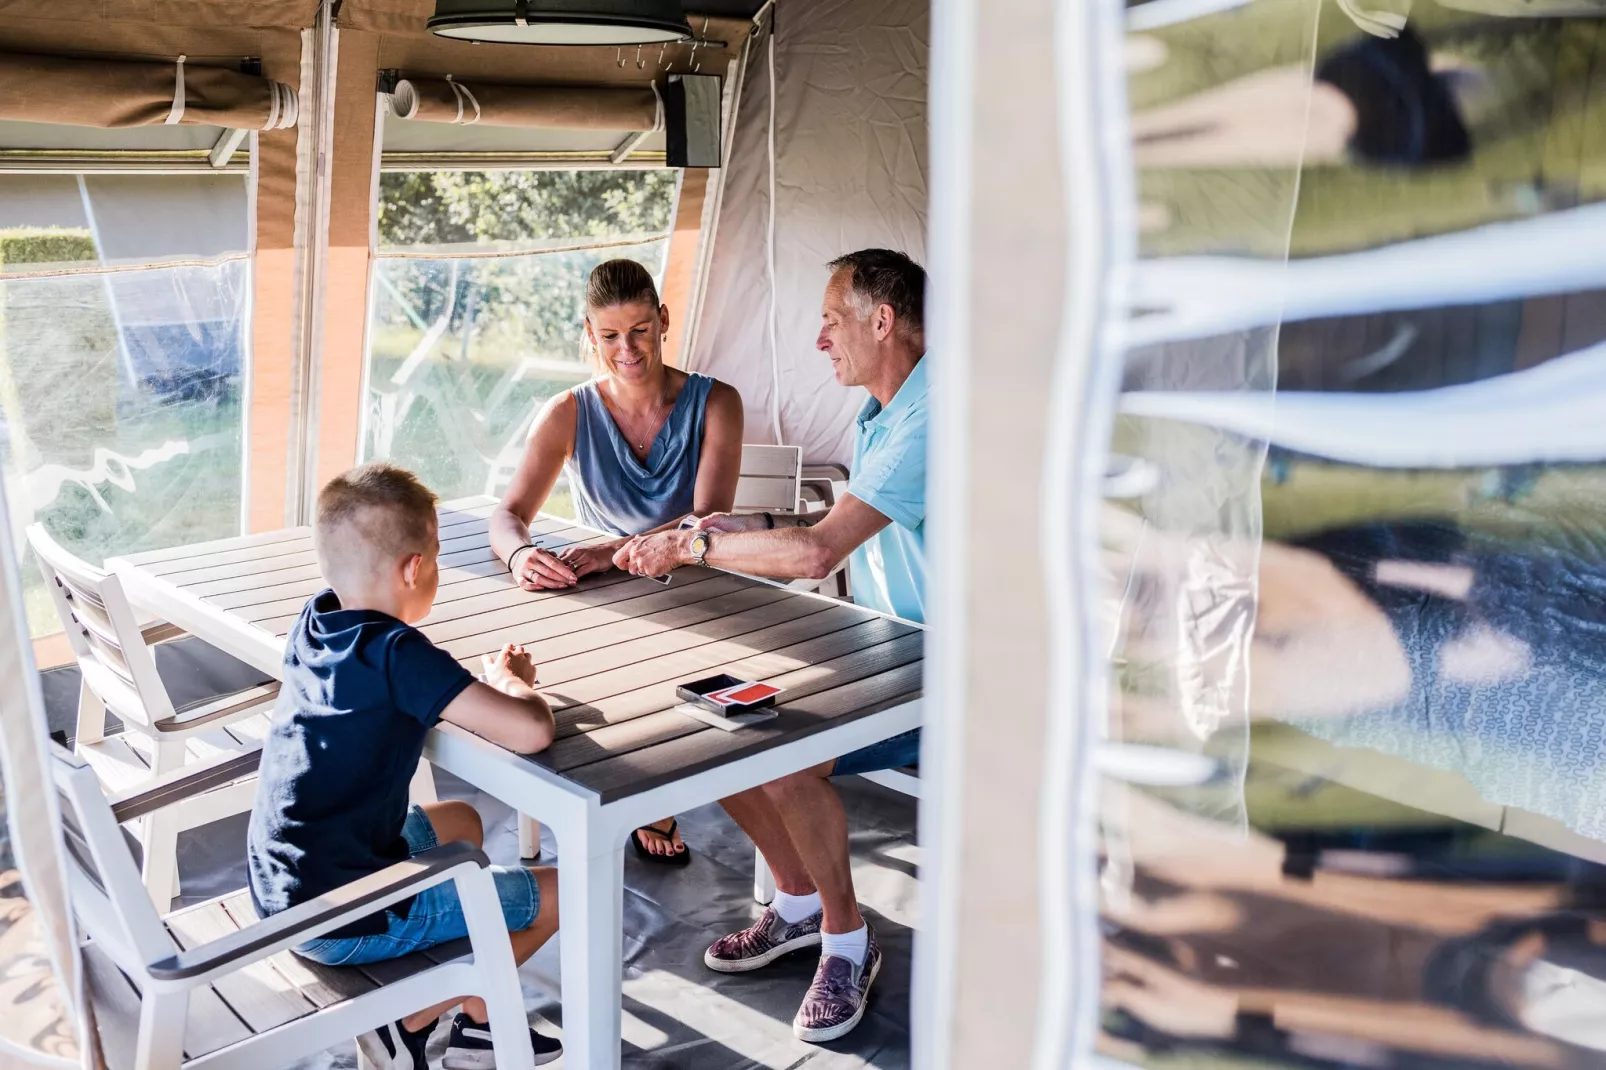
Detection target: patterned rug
<box><xmin>0</xmin><ymin>869</ymin><xmax>79</xmax><ymax>1064</ymax></box>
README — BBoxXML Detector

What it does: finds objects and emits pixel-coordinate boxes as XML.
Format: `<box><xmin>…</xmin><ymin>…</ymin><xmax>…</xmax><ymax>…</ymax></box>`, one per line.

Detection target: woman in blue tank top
<box><xmin>490</xmin><ymin>259</ymin><xmax>743</xmax><ymax>863</ymax></box>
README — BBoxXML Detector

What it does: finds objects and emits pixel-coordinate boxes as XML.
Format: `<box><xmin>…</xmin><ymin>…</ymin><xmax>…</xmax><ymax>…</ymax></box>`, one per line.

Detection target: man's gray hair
<box><xmin>827</xmin><ymin>248</ymin><xmax>926</xmax><ymax>335</ymax></box>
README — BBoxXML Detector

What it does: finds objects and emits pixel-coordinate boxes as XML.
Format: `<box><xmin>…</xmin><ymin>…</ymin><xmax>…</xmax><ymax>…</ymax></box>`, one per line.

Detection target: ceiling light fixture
<box><xmin>428</xmin><ymin>0</ymin><xmax>695</xmax><ymax>46</ymax></box>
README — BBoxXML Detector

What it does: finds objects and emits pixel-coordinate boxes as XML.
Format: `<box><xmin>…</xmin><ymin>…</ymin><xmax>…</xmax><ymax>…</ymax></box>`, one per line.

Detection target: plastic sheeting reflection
<box><xmin>362</xmin><ymin>244</ymin><xmax>666</xmax><ymax>505</ymax></box>
<box><xmin>0</xmin><ymin>261</ymin><xmax>249</xmax><ymax>639</ymax></box>
<box><xmin>1101</xmin><ymin>0</ymin><xmax>1606</xmax><ymax>1066</ymax></box>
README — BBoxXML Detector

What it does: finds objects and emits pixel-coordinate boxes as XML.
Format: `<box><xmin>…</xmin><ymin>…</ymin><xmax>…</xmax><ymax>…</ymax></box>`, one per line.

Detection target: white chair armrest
<box><xmin>146</xmin><ymin>842</ymin><xmax>492</xmax><ymax>986</ymax></box>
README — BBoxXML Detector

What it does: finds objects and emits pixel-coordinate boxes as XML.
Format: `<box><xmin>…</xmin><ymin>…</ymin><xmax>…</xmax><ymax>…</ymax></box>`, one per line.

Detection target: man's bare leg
<box><xmin>761</xmin><ymin>759</ymin><xmax>863</xmax><ymax>934</ymax></box>
<box><xmin>721</xmin><ymin>786</ymin><xmax>816</xmax><ymax>895</ymax></box>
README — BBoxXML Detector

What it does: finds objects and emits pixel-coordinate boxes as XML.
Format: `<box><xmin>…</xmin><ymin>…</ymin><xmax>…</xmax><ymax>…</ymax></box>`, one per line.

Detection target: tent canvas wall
<box><xmin>689</xmin><ymin>0</ymin><xmax>929</xmax><ymax>466</ymax></box>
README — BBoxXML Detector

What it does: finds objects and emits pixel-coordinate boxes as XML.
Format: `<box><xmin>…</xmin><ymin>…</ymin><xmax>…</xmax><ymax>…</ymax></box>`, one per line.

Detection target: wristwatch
<box><xmin>688</xmin><ymin>530</ymin><xmax>711</xmax><ymax>566</ymax></box>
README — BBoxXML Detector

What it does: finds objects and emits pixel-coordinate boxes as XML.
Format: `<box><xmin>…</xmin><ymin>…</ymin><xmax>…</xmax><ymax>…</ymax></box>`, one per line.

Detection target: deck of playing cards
<box><xmin>676</xmin><ymin>673</ymin><xmax>784</xmax><ymax>713</ymax></box>
<box><xmin>675</xmin><ymin>701</ymin><xmax>780</xmax><ymax>732</ymax></box>
<box><xmin>705</xmin><ymin>681</ymin><xmax>782</xmax><ymax>707</ymax></box>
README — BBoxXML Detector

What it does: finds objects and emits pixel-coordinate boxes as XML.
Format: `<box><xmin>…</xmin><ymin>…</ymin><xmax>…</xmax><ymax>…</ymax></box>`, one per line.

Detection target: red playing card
<box><xmin>717</xmin><ymin>682</ymin><xmax>781</xmax><ymax>705</ymax></box>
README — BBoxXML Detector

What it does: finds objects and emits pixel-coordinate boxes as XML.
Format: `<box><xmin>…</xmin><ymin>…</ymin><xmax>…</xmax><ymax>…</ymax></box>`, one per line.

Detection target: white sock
<box><xmin>820</xmin><ymin>924</ymin><xmax>869</xmax><ymax>966</ymax></box>
<box><xmin>772</xmin><ymin>888</ymin><xmax>822</xmax><ymax>923</ymax></box>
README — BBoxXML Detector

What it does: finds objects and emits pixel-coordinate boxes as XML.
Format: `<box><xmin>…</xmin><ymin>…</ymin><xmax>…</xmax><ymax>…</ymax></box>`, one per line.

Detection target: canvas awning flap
<box><xmin>0</xmin><ymin>52</ymin><xmax>298</xmax><ymax>131</ymax></box>
<box><xmin>388</xmin><ymin>77</ymin><xmax>659</xmax><ymax>130</ymax></box>
<box><xmin>0</xmin><ymin>0</ymin><xmax>321</xmax><ymax>31</ymax></box>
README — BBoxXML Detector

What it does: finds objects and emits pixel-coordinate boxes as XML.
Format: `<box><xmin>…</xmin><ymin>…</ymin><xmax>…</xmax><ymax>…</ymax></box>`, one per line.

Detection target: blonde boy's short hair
<box><xmin>315</xmin><ymin>463</ymin><xmax>438</xmax><ymax>581</ymax></box>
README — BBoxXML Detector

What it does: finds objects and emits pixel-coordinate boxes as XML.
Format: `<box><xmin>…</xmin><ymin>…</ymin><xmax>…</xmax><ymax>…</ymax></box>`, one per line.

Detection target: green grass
<box><xmin>1261</xmin><ymin>457</ymin><xmax>1606</xmax><ymax>555</ymax></box>
<box><xmin>14</xmin><ymin>402</ymin><xmax>244</xmax><ymax>638</ymax></box>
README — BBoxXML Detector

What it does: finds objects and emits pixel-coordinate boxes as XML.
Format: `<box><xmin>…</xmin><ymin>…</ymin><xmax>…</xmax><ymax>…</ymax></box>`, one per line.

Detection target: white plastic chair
<box><xmin>52</xmin><ymin>743</ymin><xmax>535</xmax><ymax>1070</ymax></box>
<box><xmin>734</xmin><ymin>443</ymin><xmax>805</xmax><ymax>514</ymax></box>
<box><xmin>28</xmin><ymin>524</ymin><xmax>279</xmax><ymax>912</ymax></box>
<box><xmin>736</xmin><ymin>444</ymin><xmax>851</xmax><ymax>599</ymax></box>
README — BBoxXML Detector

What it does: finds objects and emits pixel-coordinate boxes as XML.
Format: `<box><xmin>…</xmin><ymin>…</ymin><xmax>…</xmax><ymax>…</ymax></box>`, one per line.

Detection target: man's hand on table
<box><xmin>510</xmin><ymin>545</ymin><xmax>578</xmax><ymax>591</ymax></box>
<box><xmin>613</xmin><ymin>529</ymin><xmax>696</xmax><ymax>578</ymax></box>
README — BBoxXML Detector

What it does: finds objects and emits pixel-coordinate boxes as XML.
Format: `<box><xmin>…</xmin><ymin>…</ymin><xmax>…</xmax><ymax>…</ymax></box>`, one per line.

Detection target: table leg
<box><xmin>519</xmin><ymin>814</ymin><xmax>543</xmax><ymax>860</ymax></box>
<box><xmin>754</xmin><ymin>849</ymin><xmax>777</xmax><ymax>905</ymax></box>
<box><xmin>557</xmin><ymin>820</ymin><xmax>625</xmax><ymax>1069</ymax></box>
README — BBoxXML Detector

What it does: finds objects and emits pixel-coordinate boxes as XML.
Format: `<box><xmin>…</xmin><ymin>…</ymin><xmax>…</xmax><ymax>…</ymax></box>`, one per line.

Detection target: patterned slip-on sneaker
<box><xmin>704</xmin><ymin>907</ymin><xmax>824</xmax><ymax>973</ymax></box>
<box><xmin>793</xmin><ymin>928</ymin><xmax>883</xmax><ymax>1044</ymax></box>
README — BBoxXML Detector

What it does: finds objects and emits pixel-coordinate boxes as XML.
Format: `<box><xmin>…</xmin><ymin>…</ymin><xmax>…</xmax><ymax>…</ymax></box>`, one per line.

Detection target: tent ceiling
<box><xmin>342</xmin><ymin>1</ymin><xmax>755</xmax><ymax>34</ymax></box>
<box><xmin>368</xmin><ymin>9</ymin><xmax>747</xmax><ymax>158</ymax></box>
<box><xmin>374</xmin><ymin>14</ymin><xmax>750</xmax><ymax>87</ymax></box>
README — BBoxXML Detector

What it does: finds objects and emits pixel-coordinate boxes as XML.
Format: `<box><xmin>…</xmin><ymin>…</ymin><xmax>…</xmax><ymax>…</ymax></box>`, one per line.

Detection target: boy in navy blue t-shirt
<box><xmin>247</xmin><ymin>463</ymin><xmax>561</xmax><ymax>1068</ymax></box>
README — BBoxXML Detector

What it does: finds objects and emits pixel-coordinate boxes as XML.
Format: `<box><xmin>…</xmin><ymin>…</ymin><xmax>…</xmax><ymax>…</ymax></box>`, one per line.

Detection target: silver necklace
<box><xmin>609</xmin><ymin>392</ymin><xmax>670</xmax><ymax>453</ymax></box>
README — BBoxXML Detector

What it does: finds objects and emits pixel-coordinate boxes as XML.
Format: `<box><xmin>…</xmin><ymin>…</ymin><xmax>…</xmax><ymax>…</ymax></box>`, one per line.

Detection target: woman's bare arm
<box><xmin>692</xmin><ymin>380</ymin><xmax>745</xmax><ymax>515</ymax></box>
<box><xmin>491</xmin><ymin>392</ymin><xmax>579</xmax><ymax>589</ymax></box>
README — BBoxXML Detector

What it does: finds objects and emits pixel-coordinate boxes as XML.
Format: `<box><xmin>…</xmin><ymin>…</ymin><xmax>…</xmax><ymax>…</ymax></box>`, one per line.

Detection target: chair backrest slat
<box><xmin>59</xmin><ymin>577</ymin><xmax>118</xmax><ymax>642</ymax></box>
<box><xmin>50</xmin><ymin>747</ymin><xmax>176</xmax><ymax>971</ymax></box>
<box><xmin>736</xmin><ymin>444</ymin><xmax>804</xmax><ymax>514</ymax></box>
<box><xmin>77</xmin><ymin>658</ymin><xmax>159</xmax><ymax>731</ymax></box>
<box><xmin>57</xmin><ymin>791</ymin><xmax>108</xmax><ymax>896</ymax></box>
<box><xmin>27</xmin><ymin>525</ymin><xmax>178</xmax><ymax>725</ymax></box>
<box><xmin>80</xmin><ymin>622</ymin><xmax>139</xmax><ymax>687</ymax></box>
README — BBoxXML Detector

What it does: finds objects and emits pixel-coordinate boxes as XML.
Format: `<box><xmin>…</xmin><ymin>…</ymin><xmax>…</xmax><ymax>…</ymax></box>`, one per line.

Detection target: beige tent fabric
<box><xmin>688</xmin><ymin>1</ymin><xmax>928</xmax><ymax>465</ymax></box>
<box><xmin>0</xmin><ymin>53</ymin><xmax>297</xmax><ymax>130</ymax></box>
<box><xmin>0</xmin><ymin>0</ymin><xmax>318</xmax><ymax>30</ymax></box>
<box><xmin>389</xmin><ymin>76</ymin><xmax>658</xmax><ymax>129</ymax></box>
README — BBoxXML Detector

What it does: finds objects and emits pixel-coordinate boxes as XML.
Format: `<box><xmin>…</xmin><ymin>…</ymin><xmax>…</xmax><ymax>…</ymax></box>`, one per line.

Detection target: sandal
<box><xmin>631</xmin><ymin>818</ymin><xmax>693</xmax><ymax>867</ymax></box>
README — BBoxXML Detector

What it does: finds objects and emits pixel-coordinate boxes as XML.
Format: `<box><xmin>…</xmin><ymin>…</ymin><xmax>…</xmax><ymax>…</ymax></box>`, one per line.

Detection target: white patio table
<box><xmin>108</xmin><ymin>496</ymin><xmax>924</xmax><ymax>1069</ymax></box>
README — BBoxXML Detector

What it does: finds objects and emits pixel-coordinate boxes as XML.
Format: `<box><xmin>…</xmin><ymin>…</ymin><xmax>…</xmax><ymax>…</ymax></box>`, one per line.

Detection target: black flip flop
<box><xmin>631</xmin><ymin>819</ymin><xmax>693</xmax><ymax>867</ymax></box>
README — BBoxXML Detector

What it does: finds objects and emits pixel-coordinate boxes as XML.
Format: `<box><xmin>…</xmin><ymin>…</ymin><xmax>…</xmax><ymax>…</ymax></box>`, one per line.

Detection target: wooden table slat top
<box><xmin>541</xmin><ymin>625</ymin><xmax>923</xmax><ymax>773</ymax></box>
<box><xmin>111</xmin><ymin>499</ymin><xmax>923</xmax><ymax>804</ymax></box>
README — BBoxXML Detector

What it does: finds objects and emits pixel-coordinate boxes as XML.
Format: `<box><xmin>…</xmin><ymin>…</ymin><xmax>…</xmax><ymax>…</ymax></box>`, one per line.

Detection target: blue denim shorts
<box><xmin>294</xmin><ymin>805</ymin><xmax>540</xmax><ymax>967</ymax></box>
<box><xmin>831</xmin><ymin>728</ymin><xmax>921</xmax><ymax>778</ymax></box>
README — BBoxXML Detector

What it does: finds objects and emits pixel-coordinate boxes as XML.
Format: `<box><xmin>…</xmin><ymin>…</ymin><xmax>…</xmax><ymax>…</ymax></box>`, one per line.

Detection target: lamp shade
<box><xmin>428</xmin><ymin>0</ymin><xmax>694</xmax><ymax>45</ymax></box>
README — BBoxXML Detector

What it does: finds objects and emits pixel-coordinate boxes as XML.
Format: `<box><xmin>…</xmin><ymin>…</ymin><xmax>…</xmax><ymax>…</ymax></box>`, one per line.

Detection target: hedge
<box><xmin>0</xmin><ymin>228</ymin><xmax>97</xmax><ymax>269</ymax></box>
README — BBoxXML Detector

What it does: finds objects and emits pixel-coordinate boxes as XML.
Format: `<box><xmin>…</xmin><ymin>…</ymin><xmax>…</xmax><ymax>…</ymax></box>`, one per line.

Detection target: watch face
<box><xmin>690</xmin><ymin>531</ymin><xmax>710</xmax><ymax>557</ymax></box>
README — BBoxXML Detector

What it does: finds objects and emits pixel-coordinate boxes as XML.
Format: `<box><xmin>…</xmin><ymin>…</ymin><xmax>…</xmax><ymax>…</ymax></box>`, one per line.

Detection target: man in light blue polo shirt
<box><xmin>615</xmin><ymin>248</ymin><xmax>926</xmax><ymax>1044</ymax></box>
<box><xmin>845</xmin><ymin>354</ymin><xmax>927</xmax><ymax>624</ymax></box>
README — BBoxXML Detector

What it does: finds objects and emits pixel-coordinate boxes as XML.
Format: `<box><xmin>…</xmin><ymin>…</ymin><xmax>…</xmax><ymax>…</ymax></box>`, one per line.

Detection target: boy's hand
<box><xmin>484</xmin><ymin>642</ymin><xmax>538</xmax><ymax>689</ymax></box>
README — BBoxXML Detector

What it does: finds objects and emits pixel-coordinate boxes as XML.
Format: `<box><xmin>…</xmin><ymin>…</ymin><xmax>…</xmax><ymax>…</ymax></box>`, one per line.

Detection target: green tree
<box><xmin>378</xmin><ymin>170</ymin><xmax>677</xmax><ymax>248</ymax></box>
<box><xmin>365</xmin><ymin>169</ymin><xmax>678</xmax><ymax>500</ymax></box>
<box><xmin>374</xmin><ymin>169</ymin><xmax>677</xmax><ymax>344</ymax></box>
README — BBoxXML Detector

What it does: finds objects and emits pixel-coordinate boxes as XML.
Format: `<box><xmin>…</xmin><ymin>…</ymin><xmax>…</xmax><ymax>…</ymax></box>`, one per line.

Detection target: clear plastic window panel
<box><xmin>362</xmin><ymin>170</ymin><xmax>678</xmax><ymax>511</ymax></box>
<box><xmin>0</xmin><ymin>173</ymin><xmax>250</xmax><ymax>639</ymax></box>
<box><xmin>1100</xmin><ymin>3</ymin><xmax>1606</xmax><ymax>1066</ymax></box>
